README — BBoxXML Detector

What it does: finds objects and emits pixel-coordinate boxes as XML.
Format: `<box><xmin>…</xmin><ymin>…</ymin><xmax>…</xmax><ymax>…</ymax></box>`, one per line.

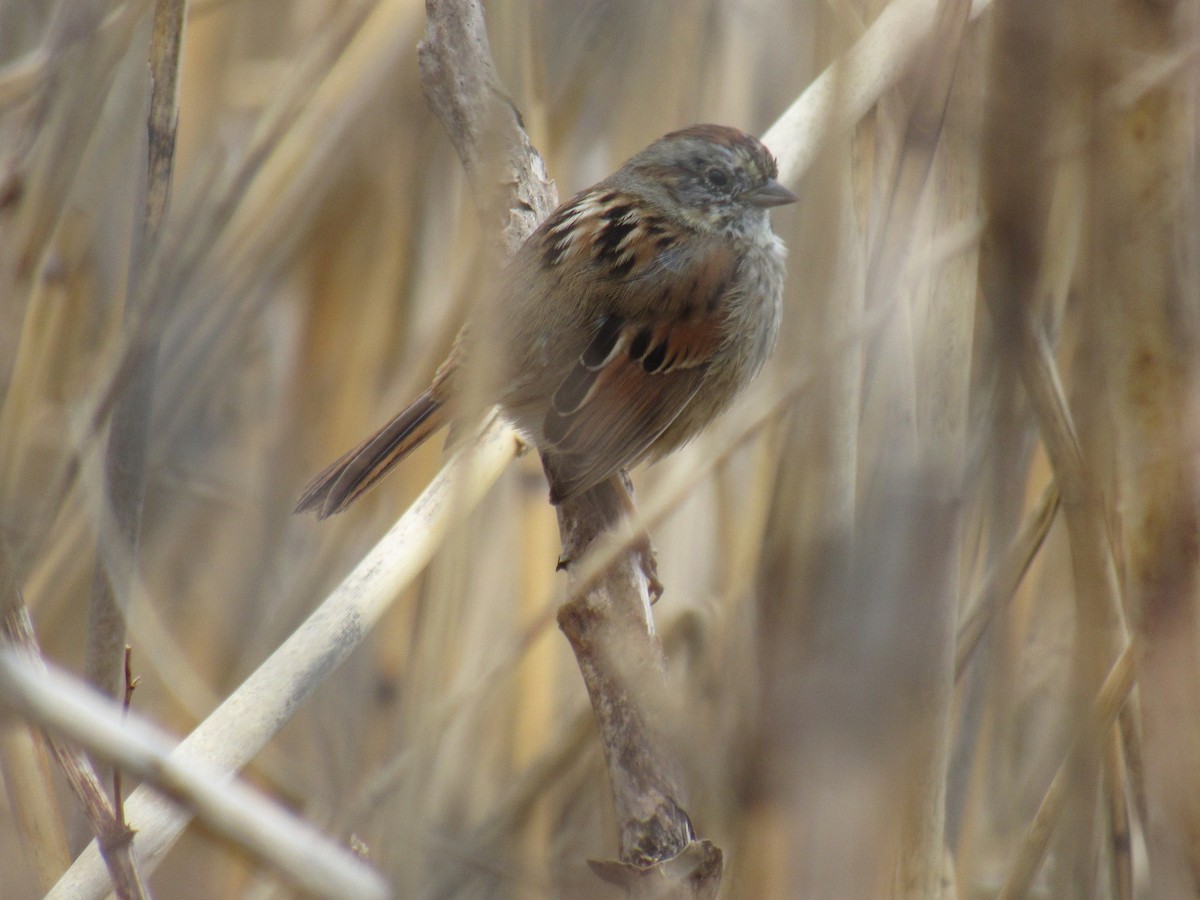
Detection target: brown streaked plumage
<box><xmin>296</xmin><ymin>125</ymin><xmax>795</xmax><ymax>518</ymax></box>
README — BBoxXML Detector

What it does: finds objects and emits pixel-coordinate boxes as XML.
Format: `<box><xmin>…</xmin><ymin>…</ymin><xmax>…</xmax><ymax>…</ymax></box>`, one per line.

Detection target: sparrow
<box><xmin>297</xmin><ymin>125</ymin><xmax>795</xmax><ymax>518</ymax></box>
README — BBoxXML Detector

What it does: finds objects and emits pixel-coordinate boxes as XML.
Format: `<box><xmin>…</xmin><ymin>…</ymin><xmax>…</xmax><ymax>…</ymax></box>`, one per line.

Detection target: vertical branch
<box><xmin>417</xmin><ymin>0</ymin><xmax>556</xmax><ymax>251</ymax></box>
<box><xmin>114</xmin><ymin>645</ymin><xmax>139</xmax><ymax>832</ymax></box>
<box><xmin>555</xmin><ymin>478</ymin><xmax>715</xmax><ymax>881</ymax></box>
<box><xmin>417</xmin><ymin>1</ymin><xmax>720</xmax><ymax>892</ymax></box>
<box><xmin>142</xmin><ymin>0</ymin><xmax>186</xmax><ymax>239</ymax></box>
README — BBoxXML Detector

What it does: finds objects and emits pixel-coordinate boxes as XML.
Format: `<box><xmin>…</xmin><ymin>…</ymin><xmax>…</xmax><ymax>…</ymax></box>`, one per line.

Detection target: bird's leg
<box><xmin>613</xmin><ymin>471</ymin><xmax>663</xmax><ymax>604</ymax></box>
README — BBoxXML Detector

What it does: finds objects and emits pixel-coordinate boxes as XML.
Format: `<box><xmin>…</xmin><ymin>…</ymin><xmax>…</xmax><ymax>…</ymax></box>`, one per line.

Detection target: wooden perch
<box><xmin>417</xmin><ymin>0</ymin><xmax>722</xmax><ymax>892</ymax></box>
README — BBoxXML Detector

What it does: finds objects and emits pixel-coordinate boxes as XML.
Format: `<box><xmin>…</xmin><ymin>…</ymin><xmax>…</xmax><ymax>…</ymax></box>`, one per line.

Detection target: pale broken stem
<box><xmin>996</xmin><ymin>642</ymin><xmax>1137</xmax><ymax>900</ymax></box>
<box><xmin>762</xmin><ymin>0</ymin><xmax>994</xmax><ymax>183</ymax></box>
<box><xmin>46</xmin><ymin>419</ymin><xmax>519</xmax><ymax>900</ymax></box>
<box><xmin>0</xmin><ymin>648</ymin><xmax>386</xmax><ymax>900</ymax></box>
<box><xmin>4</xmin><ymin>602</ymin><xmax>148</xmax><ymax>900</ymax></box>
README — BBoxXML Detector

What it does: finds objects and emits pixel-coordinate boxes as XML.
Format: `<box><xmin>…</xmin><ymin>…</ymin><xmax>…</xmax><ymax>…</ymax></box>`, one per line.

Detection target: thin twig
<box><xmin>0</xmin><ymin>645</ymin><xmax>388</xmax><ymax>900</ymax></box>
<box><xmin>114</xmin><ymin>644</ymin><xmax>139</xmax><ymax>832</ymax></box>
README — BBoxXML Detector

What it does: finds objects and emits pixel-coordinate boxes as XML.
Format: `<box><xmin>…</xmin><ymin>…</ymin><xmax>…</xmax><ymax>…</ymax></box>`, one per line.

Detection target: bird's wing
<box><xmin>538</xmin><ymin>259</ymin><xmax>738</xmax><ymax>503</ymax></box>
<box><xmin>509</xmin><ymin>186</ymin><xmax>742</xmax><ymax>503</ymax></box>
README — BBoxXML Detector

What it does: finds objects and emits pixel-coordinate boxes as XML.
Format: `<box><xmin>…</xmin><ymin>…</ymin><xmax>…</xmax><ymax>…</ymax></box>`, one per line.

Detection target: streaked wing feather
<box><xmin>542</xmin><ymin>313</ymin><xmax>724</xmax><ymax>503</ymax></box>
<box><xmin>530</xmin><ymin>188</ymin><xmax>741</xmax><ymax>503</ymax></box>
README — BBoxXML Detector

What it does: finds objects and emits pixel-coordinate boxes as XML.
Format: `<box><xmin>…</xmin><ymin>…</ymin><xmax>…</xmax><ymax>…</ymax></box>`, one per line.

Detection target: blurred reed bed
<box><xmin>1</xmin><ymin>0</ymin><xmax>1196</xmax><ymax>898</ymax></box>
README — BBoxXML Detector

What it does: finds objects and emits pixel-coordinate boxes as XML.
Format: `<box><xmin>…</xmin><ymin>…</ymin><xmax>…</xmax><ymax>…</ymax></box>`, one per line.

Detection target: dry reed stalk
<box><xmin>728</xmin><ymin>2</ymin><xmax>983</xmax><ymax>895</ymax></box>
<box><xmin>0</xmin><ymin>1</ymin><xmax>147</xmax><ymax>628</ymax></box>
<box><xmin>0</xmin><ymin>6</ymin><xmax>151</xmax><ymax>897</ymax></box>
<box><xmin>48</xmin><ymin>417</ymin><xmax>518</xmax><ymax>898</ymax></box>
<box><xmin>866</xmin><ymin>2</ymin><xmax>975</xmax><ymax>894</ymax></box>
<box><xmin>1102</xmin><ymin>725</ymin><xmax>1133</xmax><ymax>900</ymax></box>
<box><xmin>1078</xmin><ymin>1</ymin><xmax>1200</xmax><ymax>892</ymax></box>
<box><xmin>956</xmin><ymin>479</ymin><xmax>1061</xmax><ymax>681</ymax></box>
<box><xmin>5</xmin><ymin>602</ymin><xmax>149</xmax><ymax>899</ymax></box>
<box><xmin>85</xmin><ymin>0</ymin><xmax>186</xmax><ymax>704</ymax></box>
<box><xmin>996</xmin><ymin>642</ymin><xmax>1137</xmax><ymax>899</ymax></box>
<box><xmin>981</xmin><ymin>3</ymin><xmax>1130</xmax><ymax>894</ymax></box>
<box><xmin>0</xmin><ymin>724</ymin><xmax>69</xmax><ymax>892</ymax></box>
<box><xmin>0</xmin><ymin>705</ymin><xmax>71</xmax><ymax>895</ymax></box>
<box><xmin>763</xmin><ymin>0</ymin><xmax>993</xmax><ymax>187</ymax></box>
<box><xmin>0</xmin><ymin>642</ymin><xmax>387</xmax><ymax>899</ymax></box>
<box><xmin>512</xmin><ymin>477</ymin><xmax>560</xmax><ymax>886</ymax></box>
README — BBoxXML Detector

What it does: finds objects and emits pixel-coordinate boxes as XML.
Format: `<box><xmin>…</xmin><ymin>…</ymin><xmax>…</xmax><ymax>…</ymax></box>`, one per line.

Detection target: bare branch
<box><xmin>418</xmin><ymin>0</ymin><xmax>721</xmax><ymax>890</ymax></box>
<box><xmin>417</xmin><ymin>0</ymin><xmax>556</xmax><ymax>253</ymax></box>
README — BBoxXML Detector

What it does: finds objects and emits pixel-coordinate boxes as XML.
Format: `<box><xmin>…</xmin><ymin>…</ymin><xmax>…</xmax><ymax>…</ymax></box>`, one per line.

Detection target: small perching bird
<box><xmin>297</xmin><ymin>125</ymin><xmax>796</xmax><ymax>518</ymax></box>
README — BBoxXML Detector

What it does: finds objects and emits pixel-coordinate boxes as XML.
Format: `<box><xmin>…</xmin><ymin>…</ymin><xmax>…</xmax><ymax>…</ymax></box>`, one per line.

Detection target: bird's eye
<box><xmin>705</xmin><ymin>167</ymin><xmax>732</xmax><ymax>191</ymax></box>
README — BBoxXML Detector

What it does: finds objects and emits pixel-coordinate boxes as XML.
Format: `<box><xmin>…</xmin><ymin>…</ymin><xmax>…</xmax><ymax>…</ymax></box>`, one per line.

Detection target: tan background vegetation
<box><xmin>1</xmin><ymin>0</ymin><xmax>1196</xmax><ymax>898</ymax></box>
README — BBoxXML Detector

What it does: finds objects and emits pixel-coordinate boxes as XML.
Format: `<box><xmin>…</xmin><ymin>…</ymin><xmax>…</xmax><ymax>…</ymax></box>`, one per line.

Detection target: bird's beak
<box><xmin>743</xmin><ymin>179</ymin><xmax>798</xmax><ymax>208</ymax></box>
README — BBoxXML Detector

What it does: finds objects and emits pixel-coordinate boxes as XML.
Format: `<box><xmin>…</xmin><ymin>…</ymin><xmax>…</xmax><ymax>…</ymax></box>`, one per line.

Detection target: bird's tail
<box><xmin>295</xmin><ymin>389</ymin><xmax>446</xmax><ymax>518</ymax></box>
